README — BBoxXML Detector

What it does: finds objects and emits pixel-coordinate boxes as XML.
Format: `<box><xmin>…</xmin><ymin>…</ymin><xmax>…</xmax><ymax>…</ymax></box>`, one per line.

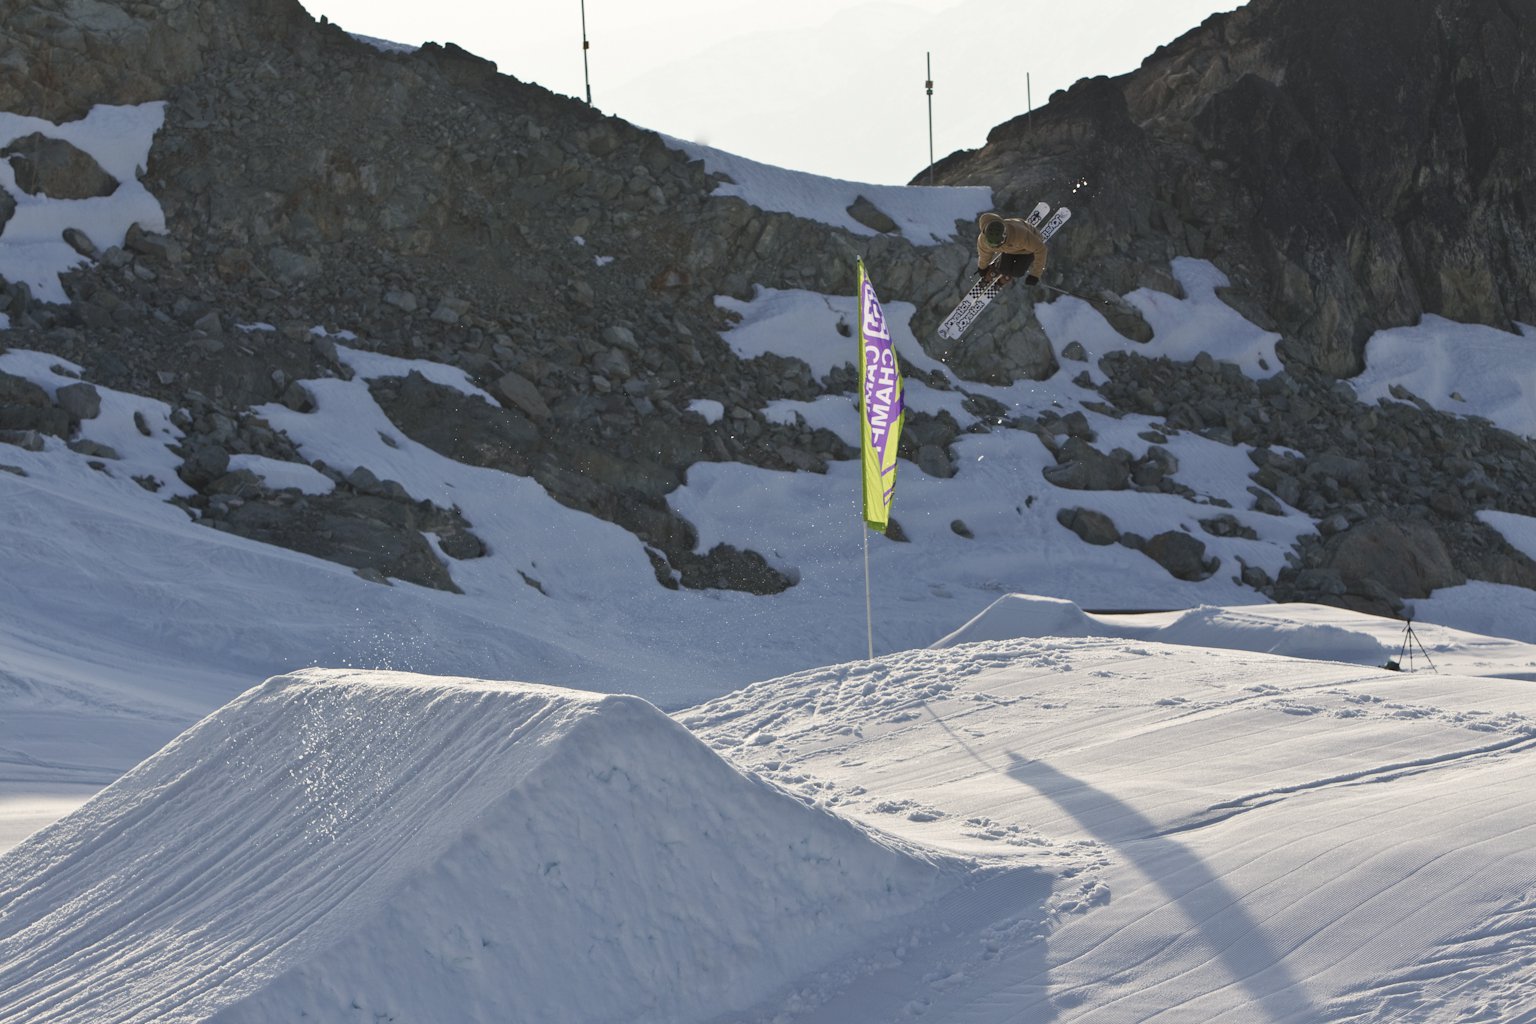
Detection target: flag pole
<box><xmin>863</xmin><ymin>524</ymin><xmax>875</xmax><ymax>660</ymax></box>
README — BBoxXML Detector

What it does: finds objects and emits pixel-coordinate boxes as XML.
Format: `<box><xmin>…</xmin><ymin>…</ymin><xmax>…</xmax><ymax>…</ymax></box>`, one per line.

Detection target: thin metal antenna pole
<box><xmin>926</xmin><ymin>52</ymin><xmax>935</xmax><ymax>185</ymax></box>
<box><xmin>580</xmin><ymin>0</ymin><xmax>592</xmax><ymax>105</ymax></box>
<box><xmin>1027</xmin><ymin>71</ymin><xmax>1032</xmax><ymax>131</ymax></box>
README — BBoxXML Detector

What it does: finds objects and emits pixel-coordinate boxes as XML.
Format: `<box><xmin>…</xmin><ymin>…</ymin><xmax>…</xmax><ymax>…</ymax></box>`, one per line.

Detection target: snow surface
<box><xmin>666</xmin><ymin>135</ymin><xmax>992</xmax><ymax>245</ymax></box>
<box><xmin>8</xmin><ymin>100</ymin><xmax>1536</xmax><ymax>1022</ymax></box>
<box><xmin>1351</xmin><ymin>316</ymin><xmax>1536</xmax><ymax>439</ymax></box>
<box><xmin>681</xmin><ymin>633</ymin><xmax>1536</xmax><ymax>1022</ymax></box>
<box><xmin>1038</xmin><ymin>257</ymin><xmax>1282</xmax><ymax>383</ymax></box>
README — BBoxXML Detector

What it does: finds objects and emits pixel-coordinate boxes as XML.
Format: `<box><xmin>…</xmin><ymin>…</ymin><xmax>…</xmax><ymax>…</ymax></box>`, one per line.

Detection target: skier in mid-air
<box><xmin>975</xmin><ymin>211</ymin><xmax>1048</xmax><ymax>286</ymax></box>
<box><xmin>938</xmin><ymin>204</ymin><xmax>1067</xmax><ymax>341</ymax></box>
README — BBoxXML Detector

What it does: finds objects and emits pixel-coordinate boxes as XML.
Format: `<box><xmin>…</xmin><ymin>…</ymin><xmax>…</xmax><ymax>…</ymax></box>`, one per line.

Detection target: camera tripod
<box><xmin>1384</xmin><ymin>616</ymin><xmax>1437</xmax><ymax>673</ymax></box>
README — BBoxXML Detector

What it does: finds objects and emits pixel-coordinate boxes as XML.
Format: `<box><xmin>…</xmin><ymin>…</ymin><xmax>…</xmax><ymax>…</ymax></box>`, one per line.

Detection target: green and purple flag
<box><xmin>858</xmin><ymin>259</ymin><xmax>905</xmax><ymax>533</ymax></box>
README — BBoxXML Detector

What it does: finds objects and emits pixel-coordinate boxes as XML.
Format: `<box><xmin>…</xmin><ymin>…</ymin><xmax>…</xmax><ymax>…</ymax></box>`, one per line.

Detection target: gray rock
<box><xmin>1057</xmin><ymin>507</ymin><xmax>1121</xmax><ymax>546</ymax></box>
<box><xmin>491</xmin><ymin>369</ymin><xmax>552</xmax><ymax>423</ymax></box>
<box><xmin>601</xmin><ymin>324</ymin><xmax>640</xmax><ymax>352</ymax></box>
<box><xmin>431</xmin><ymin>296</ymin><xmax>470</xmax><ymax>323</ymax></box>
<box><xmin>125</xmin><ymin>226</ymin><xmax>184</xmax><ymax>264</ymax></box>
<box><xmin>63</xmin><ymin>228</ymin><xmax>99</xmax><ymax>259</ymax></box>
<box><xmin>1321</xmin><ymin>516</ymin><xmax>1464</xmax><ymax>598</ymax></box>
<box><xmin>846</xmin><ymin>195</ymin><xmax>899</xmax><ymax>234</ymax></box>
<box><xmin>1141</xmin><ymin>530</ymin><xmax>1217</xmax><ymax>581</ymax></box>
<box><xmin>0</xmin><ymin>373</ymin><xmax>68</xmax><ymax>435</ymax></box>
<box><xmin>55</xmin><ymin>382</ymin><xmax>102</xmax><ymax>421</ymax></box>
<box><xmin>1293</xmin><ymin>567</ymin><xmax>1348</xmax><ymax>596</ymax></box>
<box><xmin>1083</xmin><ymin>289</ymin><xmax>1154</xmax><ymax>344</ymax></box>
<box><xmin>0</xmin><ymin>430</ymin><xmax>46</xmax><ymax>452</ymax></box>
<box><xmin>1199</xmin><ymin>513</ymin><xmax>1257</xmax><ymax>540</ymax></box>
<box><xmin>1248</xmin><ymin>486</ymin><xmax>1285</xmax><ymax>516</ymax></box>
<box><xmin>915</xmin><ymin>444</ymin><xmax>953</xmax><ymax>478</ymax></box>
<box><xmin>1042</xmin><ymin>438</ymin><xmax>1130</xmax><ymax>491</ymax></box>
<box><xmin>268</xmin><ymin>247</ymin><xmax>319</xmax><ymax>282</ymax></box>
<box><xmin>591</xmin><ymin>348</ymin><xmax>632</xmax><ymax>380</ymax></box>
<box><xmin>2</xmin><ymin>133</ymin><xmax>117</xmax><ymax>199</ymax></box>
<box><xmin>279</xmin><ymin>382</ymin><xmax>316</xmax><ymax>412</ymax></box>
<box><xmin>346</xmin><ymin>465</ymin><xmax>384</xmax><ymax>494</ymax></box>
<box><xmin>179</xmin><ymin>443</ymin><xmax>230</xmax><ymax>487</ymax></box>
<box><xmin>1239</xmin><ymin>562</ymin><xmax>1273</xmax><ymax>589</ymax></box>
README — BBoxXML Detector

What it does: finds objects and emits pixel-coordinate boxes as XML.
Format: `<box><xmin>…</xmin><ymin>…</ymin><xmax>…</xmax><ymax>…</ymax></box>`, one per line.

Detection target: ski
<box><xmin>937</xmin><ymin>205</ymin><xmax>1070</xmax><ymax>342</ymax></box>
<box><xmin>1039</xmin><ymin>205</ymin><xmax>1071</xmax><ymax>241</ymax></box>
<box><xmin>936</xmin><ymin>271</ymin><xmax>1011</xmax><ymax>341</ymax></box>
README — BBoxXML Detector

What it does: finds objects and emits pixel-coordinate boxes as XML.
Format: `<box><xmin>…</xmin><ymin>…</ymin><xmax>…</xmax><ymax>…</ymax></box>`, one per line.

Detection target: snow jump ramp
<box><xmin>0</xmin><ymin>669</ymin><xmax>958</xmax><ymax>1024</ymax></box>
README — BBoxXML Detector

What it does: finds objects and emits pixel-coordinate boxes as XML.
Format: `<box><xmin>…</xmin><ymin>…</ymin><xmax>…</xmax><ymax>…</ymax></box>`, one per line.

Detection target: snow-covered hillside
<box><xmin>7</xmin><ymin>100</ymin><xmax>1536</xmax><ymax>1021</ymax></box>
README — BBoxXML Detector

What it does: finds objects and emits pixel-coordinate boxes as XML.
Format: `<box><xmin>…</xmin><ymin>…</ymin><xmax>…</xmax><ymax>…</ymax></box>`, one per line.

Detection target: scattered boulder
<box><xmin>1082</xmin><ymin>289</ymin><xmax>1153</xmax><ymax>343</ymax></box>
<box><xmin>1199</xmin><ymin>513</ymin><xmax>1257</xmax><ymax>540</ymax></box>
<box><xmin>915</xmin><ymin>444</ymin><xmax>953</xmax><ymax>478</ymax></box>
<box><xmin>178</xmin><ymin>442</ymin><xmax>231</xmax><ymax>487</ymax></box>
<box><xmin>846</xmin><ymin>195</ymin><xmax>899</xmax><ymax>234</ymax></box>
<box><xmin>63</xmin><ymin>228</ymin><xmax>99</xmax><ymax>259</ymax></box>
<box><xmin>1</xmin><ymin>134</ymin><xmax>117</xmax><ymax>199</ymax></box>
<box><xmin>0</xmin><ymin>373</ymin><xmax>69</xmax><ymax>436</ymax></box>
<box><xmin>1057</xmin><ymin>507</ymin><xmax>1120</xmax><ymax>546</ymax></box>
<box><xmin>490</xmin><ymin>370</ymin><xmax>551</xmax><ymax>421</ymax></box>
<box><xmin>1320</xmin><ymin>516</ymin><xmax>1464</xmax><ymax>599</ymax></box>
<box><xmin>1140</xmin><ymin>529</ymin><xmax>1218</xmax><ymax>581</ymax></box>
<box><xmin>1042</xmin><ymin>438</ymin><xmax>1130</xmax><ymax>491</ymax></box>
<box><xmin>55</xmin><ymin>381</ymin><xmax>102</xmax><ymax>422</ymax></box>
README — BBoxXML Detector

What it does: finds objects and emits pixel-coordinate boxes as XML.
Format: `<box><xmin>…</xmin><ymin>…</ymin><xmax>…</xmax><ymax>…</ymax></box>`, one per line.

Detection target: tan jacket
<box><xmin>977</xmin><ymin>212</ymin><xmax>1047</xmax><ymax>279</ymax></box>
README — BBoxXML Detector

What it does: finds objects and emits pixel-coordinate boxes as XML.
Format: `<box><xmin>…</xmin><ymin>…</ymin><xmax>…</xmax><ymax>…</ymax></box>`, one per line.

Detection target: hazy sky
<box><xmin>298</xmin><ymin>1</ymin><xmax>1245</xmax><ymax>185</ymax></box>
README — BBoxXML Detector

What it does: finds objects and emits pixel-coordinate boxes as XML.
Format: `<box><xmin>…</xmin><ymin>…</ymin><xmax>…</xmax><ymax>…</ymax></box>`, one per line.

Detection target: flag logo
<box><xmin>858</xmin><ymin>260</ymin><xmax>904</xmax><ymax>532</ymax></box>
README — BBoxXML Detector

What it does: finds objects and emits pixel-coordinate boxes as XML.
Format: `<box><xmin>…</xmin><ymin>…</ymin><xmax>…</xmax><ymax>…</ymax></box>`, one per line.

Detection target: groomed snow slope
<box><xmin>684</xmin><ymin>632</ymin><xmax>1536</xmax><ymax>1022</ymax></box>
<box><xmin>0</xmin><ymin>670</ymin><xmax>957</xmax><ymax>1024</ymax></box>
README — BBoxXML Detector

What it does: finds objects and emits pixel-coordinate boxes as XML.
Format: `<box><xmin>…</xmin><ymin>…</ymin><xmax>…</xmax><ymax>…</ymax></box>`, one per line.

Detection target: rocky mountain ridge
<box><xmin>931</xmin><ymin>0</ymin><xmax>1535</xmax><ymax>376</ymax></box>
<box><xmin>2</xmin><ymin>0</ymin><xmax>1535</xmax><ymax>619</ymax></box>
